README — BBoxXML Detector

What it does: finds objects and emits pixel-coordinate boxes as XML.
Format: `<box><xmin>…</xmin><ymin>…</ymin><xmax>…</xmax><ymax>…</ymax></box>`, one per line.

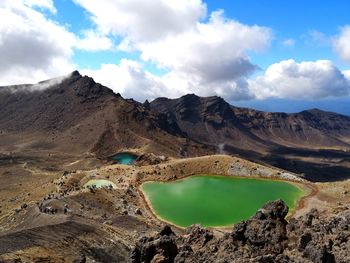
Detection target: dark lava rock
<box><xmin>131</xmin><ymin>200</ymin><xmax>350</xmax><ymax>263</ymax></box>
<box><xmin>229</xmin><ymin>199</ymin><xmax>289</xmax><ymax>256</ymax></box>
<box><xmin>131</xmin><ymin>229</ymin><xmax>178</xmax><ymax>263</ymax></box>
<box><xmin>303</xmin><ymin>244</ymin><xmax>335</xmax><ymax>263</ymax></box>
<box><xmin>298</xmin><ymin>232</ymin><xmax>312</xmax><ymax>250</ymax></box>
<box><xmin>185</xmin><ymin>224</ymin><xmax>213</xmax><ymax>249</ymax></box>
<box><xmin>159</xmin><ymin>225</ymin><xmax>176</xmax><ymax>236</ymax></box>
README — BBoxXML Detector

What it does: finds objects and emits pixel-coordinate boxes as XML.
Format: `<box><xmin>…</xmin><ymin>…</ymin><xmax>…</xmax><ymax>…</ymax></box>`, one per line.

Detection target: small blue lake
<box><xmin>111</xmin><ymin>153</ymin><xmax>137</xmax><ymax>165</ymax></box>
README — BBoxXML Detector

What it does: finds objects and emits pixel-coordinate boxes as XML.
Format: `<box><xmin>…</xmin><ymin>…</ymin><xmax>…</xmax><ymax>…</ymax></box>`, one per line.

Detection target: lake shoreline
<box><xmin>139</xmin><ymin>174</ymin><xmax>311</xmax><ymax>230</ymax></box>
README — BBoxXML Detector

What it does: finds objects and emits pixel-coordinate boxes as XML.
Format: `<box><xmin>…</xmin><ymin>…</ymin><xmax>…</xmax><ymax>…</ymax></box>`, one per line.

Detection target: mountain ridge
<box><xmin>1</xmin><ymin>72</ymin><xmax>350</xmax><ymax>181</ymax></box>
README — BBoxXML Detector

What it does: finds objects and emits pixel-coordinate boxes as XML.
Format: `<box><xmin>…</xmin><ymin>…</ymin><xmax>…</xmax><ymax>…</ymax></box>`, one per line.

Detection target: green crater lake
<box><xmin>111</xmin><ymin>153</ymin><xmax>137</xmax><ymax>165</ymax></box>
<box><xmin>142</xmin><ymin>175</ymin><xmax>304</xmax><ymax>227</ymax></box>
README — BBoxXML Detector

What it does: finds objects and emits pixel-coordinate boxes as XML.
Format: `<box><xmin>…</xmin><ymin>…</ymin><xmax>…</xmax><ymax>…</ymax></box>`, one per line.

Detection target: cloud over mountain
<box><xmin>0</xmin><ymin>0</ymin><xmax>75</xmax><ymax>85</ymax></box>
<box><xmin>1</xmin><ymin>0</ymin><xmax>349</xmax><ymax>105</ymax></box>
<box><xmin>73</xmin><ymin>0</ymin><xmax>207</xmax><ymax>42</ymax></box>
<box><xmin>248</xmin><ymin>59</ymin><xmax>350</xmax><ymax>99</ymax></box>
<box><xmin>333</xmin><ymin>25</ymin><xmax>350</xmax><ymax>63</ymax></box>
<box><xmin>75</xmin><ymin>0</ymin><xmax>271</xmax><ymax>101</ymax></box>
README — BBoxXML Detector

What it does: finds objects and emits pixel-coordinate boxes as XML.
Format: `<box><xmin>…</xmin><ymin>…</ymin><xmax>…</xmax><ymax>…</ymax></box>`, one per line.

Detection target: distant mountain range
<box><xmin>1</xmin><ymin>71</ymin><xmax>350</xmax><ymax>181</ymax></box>
<box><xmin>151</xmin><ymin>94</ymin><xmax>350</xmax><ymax>150</ymax></box>
<box><xmin>232</xmin><ymin>98</ymin><xmax>350</xmax><ymax>117</ymax></box>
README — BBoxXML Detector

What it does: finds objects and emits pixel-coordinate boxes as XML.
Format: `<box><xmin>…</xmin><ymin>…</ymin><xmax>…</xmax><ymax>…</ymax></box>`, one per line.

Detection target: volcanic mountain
<box><xmin>151</xmin><ymin>94</ymin><xmax>350</xmax><ymax>181</ymax></box>
<box><xmin>1</xmin><ymin>72</ymin><xmax>350</xmax><ymax>180</ymax></box>
<box><xmin>0</xmin><ymin>71</ymin><xmax>209</xmax><ymax>165</ymax></box>
<box><xmin>151</xmin><ymin>94</ymin><xmax>350</xmax><ymax>149</ymax></box>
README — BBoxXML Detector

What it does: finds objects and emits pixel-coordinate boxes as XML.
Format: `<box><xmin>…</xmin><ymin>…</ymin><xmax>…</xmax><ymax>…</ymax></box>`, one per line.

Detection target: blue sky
<box><xmin>51</xmin><ymin>0</ymin><xmax>350</xmax><ymax>71</ymax></box>
<box><xmin>1</xmin><ymin>0</ymin><xmax>350</xmax><ymax>114</ymax></box>
<box><xmin>210</xmin><ymin>0</ymin><xmax>350</xmax><ymax>70</ymax></box>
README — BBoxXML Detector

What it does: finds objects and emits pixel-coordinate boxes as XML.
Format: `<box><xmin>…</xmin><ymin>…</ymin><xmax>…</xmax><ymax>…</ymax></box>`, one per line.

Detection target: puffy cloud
<box><xmin>81</xmin><ymin>59</ymin><xmax>255</xmax><ymax>102</ymax></box>
<box><xmin>73</xmin><ymin>0</ymin><xmax>206</xmax><ymax>42</ymax></box>
<box><xmin>333</xmin><ymin>26</ymin><xmax>350</xmax><ymax>63</ymax></box>
<box><xmin>81</xmin><ymin>59</ymin><xmax>180</xmax><ymax>102</ymax></box>
<box><xmin>249</xmin><ymin>60</ymin><xmax>350</xmax><ymax>99</ymax></box>
<box><xmin>74</xmin><ymin>0</ymin><xmax>272</xmax><ymax>101</ymax></box>
<box><xmin>343</xmin><ymin>70</ymin><xmax>350</xmax><ymax>79</ymax></box>
<box><xmin>0</xmin><ymin>0</ymin><xmax>75</xmax><ymax>85</ymax></box>
<box><xmin>138</xmin><ymin>11</ymin><xmax>269</xmax><ymax>76</ymax></box>
<box><xmin>136</xmin><ymin>10</ymin><xmax>270</xmax><ymax>100</ymax></box>
<box><xmin>0</xmin><ymin>0</ymin><xmax>116</xmax><ymax>85</ymax></box>
<box><xmin>75</xmin><ymin>30</ymin><xmax>113</xmax><ymax>51</ymax></box>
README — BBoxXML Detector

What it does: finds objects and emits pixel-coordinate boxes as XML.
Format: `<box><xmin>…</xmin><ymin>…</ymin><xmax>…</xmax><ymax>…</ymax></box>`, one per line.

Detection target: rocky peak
<box><xmin>70</xmin><ymin>70</ymin><xmax>82</xmax><ymax>78</ymax></box>
<box><xmin>201</xmin><ymin>96</ymin><xmax>234</xmax><ymax>118</ymax></box>
<box><xmin>168</xmin><ymin>94</ymin><xmax>236</xmax><ymax>125</ymax></box>
<box><xmin>143</xmin><ymin>99</ymin><xmax>151</xmax><ymax>110</ymax></box>
<box><xmin>63</xmin><ymin>74</ymin><xmax>118</xmax><ymax>102</ymax></box>
<box><xmin>174</xmin><ymin>94</ymin><xmax>201</xmax><ymax>110</ymax></box>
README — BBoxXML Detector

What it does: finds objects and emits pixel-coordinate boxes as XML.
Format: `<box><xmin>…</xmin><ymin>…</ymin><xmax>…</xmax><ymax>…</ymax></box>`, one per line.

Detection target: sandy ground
<box><xmin>61</xmin><ymin>155</ymin><xmax>345</xmax><ymax>229</ymax></box>
<box><xmin>1</xmin><ymin>152</ymin><xmax>349</xmax><ymax>262</ymax></box>
<box><xmin>1</xmin><ymin>153</ymin><xmax>349</xmax><ymax>229</ymax></box>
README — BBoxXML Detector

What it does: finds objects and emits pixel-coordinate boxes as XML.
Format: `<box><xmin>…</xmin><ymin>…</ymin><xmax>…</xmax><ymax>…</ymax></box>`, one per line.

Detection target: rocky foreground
<box><xmin>132</xmin><ymin>200</ymin><xmax>349</xmax><ymax>263</ymax></box>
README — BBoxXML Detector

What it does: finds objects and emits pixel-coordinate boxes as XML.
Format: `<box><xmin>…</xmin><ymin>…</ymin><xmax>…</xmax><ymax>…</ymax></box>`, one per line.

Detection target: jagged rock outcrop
<box><xmin>132</xmin><ymin>200</ymin><xmax>350</xmax><ymax>263</ymax></box>
<box><xmin>131</xmin><ymin>225</ymin><xmax>178</xmax><ymax>263</ymax></box>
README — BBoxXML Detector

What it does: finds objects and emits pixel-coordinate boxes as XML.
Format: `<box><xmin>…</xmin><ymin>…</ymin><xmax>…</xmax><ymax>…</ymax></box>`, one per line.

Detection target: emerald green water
<box><xmin>111</xmin><ymin>153</ymin><xmax>137</xmax><ymax>165</ymax></box>
<box><xmin>142</xmin><ymin>175</ymin><xmax>304</xmax><ymax>227</ymax></box>
<box><xmin>84</xmin><ymin>179</ymin><xmax>117</xmax><ymax>189</ymax></box>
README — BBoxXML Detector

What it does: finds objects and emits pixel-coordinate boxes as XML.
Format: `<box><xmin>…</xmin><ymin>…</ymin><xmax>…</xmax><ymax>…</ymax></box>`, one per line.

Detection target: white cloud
<box><xmin>75</xmin><ymin>30</ymin><xmax>113</xmax><ymax>51</ymax></box>
<box><xmin>23</xmin><ymin>0</ymin><xmax>56</xmax><ymax>14</ymax></box>
<box><xmin>281</xmin><ymin>38</ymin><xmax>295</xmax><ymax>47</ymax></box>
<box><xmin>2</xmin><ymin>73</ymin><xmax>73</xmax><ymax>93</ymax></box>
<box><xmin>333</xmin><ymin>26</ymin><xmax>350</xmax><ymax>63</ymax></box>
<box><xmin>0</xmin><ymin>0</ymin><xmax>75</xmax><ymax>85</ymax></box>
<box><xmin>81</xmin><ymin>59</ymin><xmax>178</xmax><ymax>102</ymax></box>
<box><xmin>135</xmin><ymin>10</ymin><xmax>270</xmax><ymax>101</ymax></box>
<box><xmin>138</xmin><ymin>11</ymin><xmax>270</xmax><ymax>76</ymax></box>
<box><xmin>74</xmin><ymin>0</ymin><xmax>272</xmax><ymax>101</ymax></box>
<box><xmin>343</xmin><ymin>70</ymin><xmax>350</xmax><ymax>79</ymax></box>
<box><xmin>249</xmin><ymin>60</ymin><xmax>350</xmax><ymax>99</ymax></box>
<box><xmin>73</xmin><ymin>0</ymin><xmax>207</xmax><ymax>42</ymax></box>
<box><xmin>81</xmin><ymin>59</ymin><xmax>255</xmax><ymax>102</ymax></box>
